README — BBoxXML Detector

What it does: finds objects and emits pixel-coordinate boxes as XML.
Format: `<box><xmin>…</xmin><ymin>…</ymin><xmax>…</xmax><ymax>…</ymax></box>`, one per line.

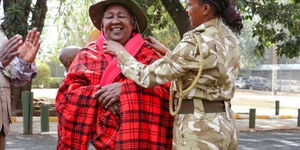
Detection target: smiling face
<box><xmin>186</xmin><ymin>0</ymin><xmax>214</xmax><ymax>28</ymax></box>
<box><xmin>101</xmin><ymin>4</ymin><xmax>135</xmax><ymax>45</ymax></box>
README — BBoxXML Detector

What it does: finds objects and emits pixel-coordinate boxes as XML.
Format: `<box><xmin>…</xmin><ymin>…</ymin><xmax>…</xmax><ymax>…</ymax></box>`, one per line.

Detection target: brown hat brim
<box><xmin>89</xmin><ymin>0</ymin><xmax>147</xmax><ymax>33</ymax></box>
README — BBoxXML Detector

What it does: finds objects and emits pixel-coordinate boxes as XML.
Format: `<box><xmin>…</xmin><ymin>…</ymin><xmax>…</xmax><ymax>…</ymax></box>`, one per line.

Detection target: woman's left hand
<box><xmin>103</xmin><ymin>40</ymin><xmax>126</xmax><ymax>56</ymax></box>
<box><xmin>93</xmin><ymin>82</ymin><xmax>122</xmax><ymax>108</ymax></box>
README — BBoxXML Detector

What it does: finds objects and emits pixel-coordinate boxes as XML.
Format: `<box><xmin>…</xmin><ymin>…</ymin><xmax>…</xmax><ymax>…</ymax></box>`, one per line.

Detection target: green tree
<box><xmin>236</xmin><ymin>0</ymin><xmax>300</xmax><ymax>58</ymax></box>
<box><xmin>136</xmin><ymin>0</ymin><xmax>181</xmax><ymax>49</ymax></box>
<box><xmin>238</xmin><ymin>20</ymin><xmax>265</xmax><ymax>69</ymax></box>
<box><xmin>42</xmin><ymin>0</ymin><xmax>96</xmax><ymax>64</ymax></box>
<box><xmin>1</xmin><ymin>0</ymin><xmax>48</xmax><ymax>112</ymax></box>
<box><xmin>155</xmin><ymin>0</ymin><xmax>299</xmax><ymax>58</ymax></box>
<box><xmin>1</xmin><ymin>0</ymin><xmax>47</xmax><ymax>37</ymax></box>
<box><xmin>56</xmin><ymin>0</ymin><xmax>96</xmax><ymax>47</ymax></box>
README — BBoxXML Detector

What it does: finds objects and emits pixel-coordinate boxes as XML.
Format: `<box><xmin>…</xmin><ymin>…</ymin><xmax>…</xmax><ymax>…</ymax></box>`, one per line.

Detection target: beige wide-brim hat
<box><xmin>89</xmin><ymin>0</ymin><xmax>147</xmax><ymax>33</ymax></box>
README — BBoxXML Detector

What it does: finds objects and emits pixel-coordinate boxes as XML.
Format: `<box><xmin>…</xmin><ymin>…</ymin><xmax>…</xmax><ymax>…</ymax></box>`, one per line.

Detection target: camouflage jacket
<box><xmin>116</xmin><ymin>18</ymin><xmax>240</xmax><ymax>101</ymax></box>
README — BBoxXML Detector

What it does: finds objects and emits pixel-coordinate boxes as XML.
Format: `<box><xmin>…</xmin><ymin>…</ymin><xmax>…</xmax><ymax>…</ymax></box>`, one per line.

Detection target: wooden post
<box><xmin>275</xmin><ymin>100</ymin><xmax>280</xmax><ymax>115</ymax></box>
<box><xmin>22</xmin><ymin>91</ymin><xmax>33</xmax><ymax>134</ymax></box>
<box><xmin>40</xmin><ymin>104</ymin><xmax>49</xmax><ymax>132</ymax></box>
<box><xmin>298</xmin><ymin>109</ymin><xmax>300</xmax><ymax>127</ymax></box>
<box><xmin>249</xmin><ymin>108</ymin><xmax>256</xmax><ymax>129</ymax></box>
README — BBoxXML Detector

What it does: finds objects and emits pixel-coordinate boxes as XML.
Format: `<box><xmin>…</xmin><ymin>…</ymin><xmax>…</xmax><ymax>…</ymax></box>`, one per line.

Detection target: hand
<box><xmin>18</xmin><ymin>28</ymin><xmax>41</xmax><ymax>63</ymax></box>
<box><xmin>107</xmin><ymin>102</ymin><xmax>120</xmax><ymax>117</ymax></box>
<box><xmin>93</xmin><ymin>82</ymin><xmax>122</xmax><ymax>108</ymax></box>
<box><xmin>144</xmin><ymin>36</ymin><xmax>169</xmax><ymax>56</ymax></box>
<box><xmin>103</xmin><ymin>40</ymin><xmax>126</xmax><ymax>56</ymax></box>
<box><xmin>0</xmin><ymin>35</ymin><xmax>23</xmax><ymax>67</ymax></box>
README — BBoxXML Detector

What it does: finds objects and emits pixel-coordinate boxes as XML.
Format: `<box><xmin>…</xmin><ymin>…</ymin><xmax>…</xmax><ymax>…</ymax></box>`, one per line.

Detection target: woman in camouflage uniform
<box><xmin>103</xmin><ymin>0</ymin><xmax>243</xmax><ymax>149</ymax></box>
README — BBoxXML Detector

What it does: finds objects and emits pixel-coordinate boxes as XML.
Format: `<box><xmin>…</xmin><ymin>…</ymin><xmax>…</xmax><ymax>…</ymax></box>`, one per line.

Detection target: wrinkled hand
<box><xmin>144</xmin><ymin>36</ymin><xmax>168</xmax><ymax>56</ymax></box>
<box><xmin>107</xmin><ymin>102</ymin><xmax>120</xmax><ymax>117</ymax></box>
<box><xmin>103</xmin><ymin>40</ymin><xmax>126</xmax><ymax>56</ymax></box>
<box><xmin>93</xmin><ymin>82</ymin><xmax>122</xmax><ymax>108</ymax></box>
<box><xmin>18</xmin><ymin>28</ymin><xmax>41</xmax><ymax>63</ymax></box>
<box><xmin>0</xmin><ymin>35</ymin><xmax>23</xmax><ymax>67</ymax></box>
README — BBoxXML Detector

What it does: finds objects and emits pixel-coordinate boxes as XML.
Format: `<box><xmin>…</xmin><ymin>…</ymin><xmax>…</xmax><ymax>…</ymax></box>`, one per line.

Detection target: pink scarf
<box><xmin>96</xmin><ymin>32</ymin><xmax>144</xmax><ymax>86</ymax></box>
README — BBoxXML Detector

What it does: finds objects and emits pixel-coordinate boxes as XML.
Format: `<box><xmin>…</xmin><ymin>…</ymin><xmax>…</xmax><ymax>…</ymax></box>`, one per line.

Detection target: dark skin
<box><xmin>0</xmin><ymin>28</ymin><xmax>41</xmax><ymax>67</ymax></box>
<box><xmin>93</xmin><ymin>82</ymin><xmax>122</xmax><ymax>116</ymax></box>
<box><xmin>93</xmin><ymin>4</ymin><xmax>137</xmax><ymax>115</ymax></box>
<box><xmin>18</xmin><ymin>28</ymin><xmax>41</xmax><ymax>63</ymax></box>
<box><xmin>0</xmin><ymin>35</ymin><xmax>23</xmax><ymax>67</ymax></box>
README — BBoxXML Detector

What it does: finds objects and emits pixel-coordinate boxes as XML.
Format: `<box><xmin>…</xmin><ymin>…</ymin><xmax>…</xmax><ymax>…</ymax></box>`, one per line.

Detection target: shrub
<box><xmin>32</xmin><ymin>62</ymin><xmax>51</xmax><ymax>88</ymax></box>
<box><xmin>49</xmin><ymin>77</ymin><xmax>63</xmax><ymax>88</ymax></box>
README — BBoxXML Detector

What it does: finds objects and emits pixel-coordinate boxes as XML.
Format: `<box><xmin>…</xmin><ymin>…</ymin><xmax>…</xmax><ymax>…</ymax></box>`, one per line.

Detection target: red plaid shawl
<box><xmin>55</xmin><ymin>35</ymin><xmax>173</xmax><ymax>150</ymax></box>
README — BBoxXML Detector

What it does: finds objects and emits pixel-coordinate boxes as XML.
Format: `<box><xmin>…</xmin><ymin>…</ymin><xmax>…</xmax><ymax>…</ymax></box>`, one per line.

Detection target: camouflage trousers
<box><xmin>172</xmin><ymin>100</ymin><xmax>238</xmax><ymax>150</ymax></box>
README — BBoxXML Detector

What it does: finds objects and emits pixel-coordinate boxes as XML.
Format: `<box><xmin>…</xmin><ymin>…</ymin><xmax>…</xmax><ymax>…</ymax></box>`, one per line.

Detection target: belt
<box><xmin>179</xmin><ymin>99</ymin><xmax>228</xmax><ymax>114</ymax></box>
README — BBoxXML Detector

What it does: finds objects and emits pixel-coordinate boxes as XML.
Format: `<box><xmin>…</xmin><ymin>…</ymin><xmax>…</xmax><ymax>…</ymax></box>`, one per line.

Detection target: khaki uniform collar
<box><xmin>193</xmin><ymin>18</ymin><xmax>221</xmax><ymax>32</ymax></box>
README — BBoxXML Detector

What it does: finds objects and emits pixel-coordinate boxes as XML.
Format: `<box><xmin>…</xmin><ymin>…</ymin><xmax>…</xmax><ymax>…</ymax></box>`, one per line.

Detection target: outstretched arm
<box><xmin>9</xmin><ymin>28</ymin><xmax>41</xmax><ymax>86</ymax></box>
<box><xmin>144</xmin><ymin>36</ymin><xmax>170</xmax><ymax>56</ymax></box>
<box><xmin>0</xmin><ymin>29</ymin><xmax>41</xmax><ymax>86</ymax></box>
<box><xmin>18</xmin><ymin>28</ymin><xmax>41</xmax><ymax>63</ymax></box>
<box><xmin>103</xmin><ymin>35</ymin><xmax>200</xmax><ymax>88</ymax></box>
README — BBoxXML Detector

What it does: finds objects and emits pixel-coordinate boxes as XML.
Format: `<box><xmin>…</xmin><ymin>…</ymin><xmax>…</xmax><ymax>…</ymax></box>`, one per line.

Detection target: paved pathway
<box><xmin>239</xmin><ymin>130</ymin><xmax>300</xmax><ymax>150</ymax></box>
<box><xmin>6</xmin><ymin>123</ymin><xmax>300</xmax><ymax>150</ymax></box>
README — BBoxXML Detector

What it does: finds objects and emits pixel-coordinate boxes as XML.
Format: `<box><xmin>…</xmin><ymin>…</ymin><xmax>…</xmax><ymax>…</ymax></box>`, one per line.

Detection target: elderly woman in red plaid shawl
<box><xmin>55</xmin><ymin>0</ymin><xmax>173</xmax><ymax>149</ymax></box>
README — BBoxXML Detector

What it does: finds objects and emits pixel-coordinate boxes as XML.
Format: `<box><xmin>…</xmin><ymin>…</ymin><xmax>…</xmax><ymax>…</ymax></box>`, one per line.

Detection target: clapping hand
<box><xmin>0</xmin><ymin>35</ymin><xmax>23</xmax><ymax>67</ymax></box>
<box><xmin>18</xmin><ymin>28</ymin><xmax>41</xmax><ymax>63</ymax></box>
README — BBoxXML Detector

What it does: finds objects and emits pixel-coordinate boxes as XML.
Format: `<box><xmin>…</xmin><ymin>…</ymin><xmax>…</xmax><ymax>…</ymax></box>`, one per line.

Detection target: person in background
<box><xmin>103</xmin><ymin>0</ymin><xmax>243</xmax><ymax>149</ymax></box>
<box><xmin>59</xmin><ymin>46</ymin><xmax>81</xmax><ymax>73</ymax></box>
<box><xmin>55</xmin><ymin>0</ymin><xmax>173</xmax><ymax>149</ymax></box>
<box><xmin>0</xmin><ymin>28</ymin><xmax>41</xmax><ymax>150</ymax></box>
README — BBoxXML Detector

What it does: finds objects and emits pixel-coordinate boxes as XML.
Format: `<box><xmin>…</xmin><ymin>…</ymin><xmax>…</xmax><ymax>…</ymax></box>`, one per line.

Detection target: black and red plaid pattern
<box><xmin>56</xmin><ymin>42</ymin><xmax>173</xmax><ymax>150</ymax></box>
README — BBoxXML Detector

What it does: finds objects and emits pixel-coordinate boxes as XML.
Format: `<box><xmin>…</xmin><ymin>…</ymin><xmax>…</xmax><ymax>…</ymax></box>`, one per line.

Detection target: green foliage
<box><xmin>40</xmin><ymin>0</ymin><xmax>96</xmax><ymax>63</ymax></box>
<box><xmin>152</xmin><ymin>21</ymin><xmax>180</xmax><ymax>50</ymax></box>
<box><xmin>1</xmin><ymin>2</ymin><xmax>30</xmax><ymax>38</ymax></box>
<box><xmin>135</xmin><ymin>0</ymin><xmax>169</xmax><ymax>31</ymax></box>
<box><xmin>32</xmin><ymin>62</ymin><xmax>51</xmax><ymax>88</ymax></box>
<box><xmin>49</xmin><ymin>77</ymin><xmax>63</xmax><ymax>88</ymax></box>
<box><xmin>56</xmin><ymin>0</ymin><xmax>96</xmax><ymax>47</ymax></box>
<box><xmin>135</xmin><ymin>0</ymin><xmax>180</xmax><ymax>49</ymax></box>
<box><xmin>237</xmin><ymin>20</ymin><xmax>265</xmax><ymax>69</ymax></box>
<box><xmin>237</xmin><ymin>0</ymin><xmax>300</xmax><ymax>58</ymax></box>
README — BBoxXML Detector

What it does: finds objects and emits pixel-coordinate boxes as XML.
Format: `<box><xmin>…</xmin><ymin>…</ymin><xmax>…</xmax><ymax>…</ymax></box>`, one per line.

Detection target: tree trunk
<box><xmin>32</xmin><ymin>0</ymin><xmax>48</xmax><ymax>32</ymax></box>
<box><xmin>2</xmin><ymin>0</ymin><xmax>31</xmax><ymax>38</ymax></box>
<box><xmin>1</xmin><ymin>0</ymin><xmax>48</xmax><ymax>115</ymax></box>
<box><xmin>160</xmin><ymin>0</ymin><xmax>191</xmax><ymax>38</ymax></box>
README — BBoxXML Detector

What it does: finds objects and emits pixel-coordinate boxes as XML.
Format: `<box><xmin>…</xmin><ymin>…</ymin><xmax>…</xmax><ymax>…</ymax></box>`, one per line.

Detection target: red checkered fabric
<box><xmin>55</xmin><ymin>42</ymin><xmax>173</xmax><ymax>150</ymax></box>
